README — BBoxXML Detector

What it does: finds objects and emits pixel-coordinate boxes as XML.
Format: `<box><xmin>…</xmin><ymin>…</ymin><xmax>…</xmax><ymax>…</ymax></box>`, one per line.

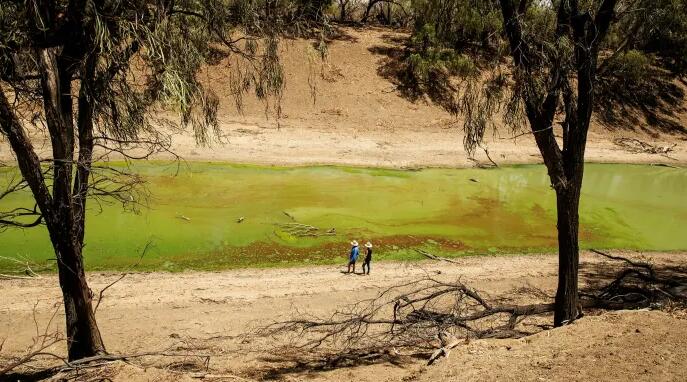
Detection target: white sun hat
<box><xmin>351</xmin><ymin>240</ymin><xmax>359</xmax><ymax>247</ymax></box>
<box><xmin>365</xmin><ymin>242</ymin><xmax>373</xmax><ymax>248</ymax></box>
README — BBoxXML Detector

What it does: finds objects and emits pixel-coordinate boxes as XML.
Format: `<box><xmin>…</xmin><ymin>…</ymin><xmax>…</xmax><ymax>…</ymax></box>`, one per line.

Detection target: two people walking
<box><xmin>347</xmin><ymin>240</ymin><xmax>373</xmax><ymax>275</ymax></box>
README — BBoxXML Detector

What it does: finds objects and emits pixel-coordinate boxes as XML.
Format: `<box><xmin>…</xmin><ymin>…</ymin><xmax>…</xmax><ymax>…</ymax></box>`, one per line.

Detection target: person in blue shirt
<box><xmin>347</xmin><ymin>240</ymin><xmax>360</xmax><ymax>274</ymax></box>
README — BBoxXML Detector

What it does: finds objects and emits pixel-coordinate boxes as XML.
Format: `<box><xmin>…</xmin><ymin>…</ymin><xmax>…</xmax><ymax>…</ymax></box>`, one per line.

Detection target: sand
<box><xmin>2</xmin><ymin>251</ymin><xmax>687</xmax><ymax>381</ymax></box>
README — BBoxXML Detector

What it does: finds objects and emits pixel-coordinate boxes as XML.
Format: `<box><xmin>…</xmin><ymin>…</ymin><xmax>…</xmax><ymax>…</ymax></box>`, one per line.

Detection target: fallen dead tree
<box><xmin>613</xmin><ymin>137</ymin><xmax>677</xmax><ymax>157</ymax></box>
<box><xmin>255</xmin><ymin>276</ymin><xmax>556</xmax><ymax>367</ymax></box>
<box><xmin>275</xmin><ymin>222</ymin><xmax>336</xmax><ymax>238</ymax></box>
<box><xmin>0</xmin><ymin>255</ymin><xmax>43</xmax><ymax>280</ymax></box>
<box><xmin>255</xmin><ymin>251</ymin><xmax>687</xmax><ymax>367</ymax></box>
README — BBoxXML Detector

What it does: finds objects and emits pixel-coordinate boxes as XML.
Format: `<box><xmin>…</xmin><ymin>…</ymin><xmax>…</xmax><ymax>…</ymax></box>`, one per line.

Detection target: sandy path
<box><xmin>2</xmin><ymin>251</ymin><xmax>686</xmax><ymax>381</ymax></box>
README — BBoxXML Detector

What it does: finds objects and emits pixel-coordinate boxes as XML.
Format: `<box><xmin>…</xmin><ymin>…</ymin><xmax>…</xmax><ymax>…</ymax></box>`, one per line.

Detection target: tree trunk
<box><xmin>2</xmin><ymin>86</ymin><xmax>105</xmax><ymax>360</ymax></box>
<box><xmin>362</xmin><ymin>0</ymin><xmax>376</xmax><ymax>22</ymax></box>
<box><xmin>553</xmin><ymin>184</ymin><xmax>582</xmax><ymax>326</ymax></box>
<box><xmin>52</xmin><ymin>233</ymin><xmax>106</xmax><ymax>360</ymax></box>
<box><xmin>22</xmin><ymin>45</ymin><xmax>107</xmax><ymax>362</ymax></box>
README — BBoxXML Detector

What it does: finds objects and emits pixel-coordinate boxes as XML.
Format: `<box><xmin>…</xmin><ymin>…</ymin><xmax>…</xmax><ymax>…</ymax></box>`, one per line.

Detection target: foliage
<box><xmin>646</xmin><ymin>0</ymin><xmax>687</xmax><ymax>74</ymax></box>
<box><xmin>397</xmin><ymin>0</ymin><xmax>687</xmax><ymax>133</ymax></box>
<box><xmin>0</xmin><ymin>0</ymin><xmax>288</xmax><ymax>149</ymax></box>
<box><xmin>603</xmin><ymin>0</ymin><xmax>687</xmax><ymax>75</ymax></box>
<box><xmin>408</xmin><ymin>24</ymin><xmax>478</xmax><ymax>80</ymax></box>
<box><xmin>412</xmin><ymin>0</ymin><xmax>502</xmax><ymax>52</ymax></box>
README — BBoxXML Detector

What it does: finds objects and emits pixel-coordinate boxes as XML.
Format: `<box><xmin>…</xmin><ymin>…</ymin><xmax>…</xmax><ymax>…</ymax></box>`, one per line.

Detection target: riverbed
<box><xmin>0</xmin><ymin>163</ymin><xmax>685</xmax><ymax>271</ymax></box>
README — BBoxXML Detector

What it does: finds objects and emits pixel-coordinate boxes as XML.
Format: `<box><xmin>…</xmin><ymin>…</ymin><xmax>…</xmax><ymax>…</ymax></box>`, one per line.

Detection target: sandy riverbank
<box><xmin>2</xmin><ymin>251</ymin><xmax>686</xmax><ymax>381</ymax></box>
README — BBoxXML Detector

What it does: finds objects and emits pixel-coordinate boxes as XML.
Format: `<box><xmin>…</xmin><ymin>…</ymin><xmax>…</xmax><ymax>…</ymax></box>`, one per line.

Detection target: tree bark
<box><xmin>554</xmin><ymin>186</ymin><xmax>582</xmax><ymax>326</ymax></box>
<box><xmin>362</xmin><ymin>0</ymin><xmax>378</xmax><ymax>22</ymax></box>
<box><xmin>33</xmin><ymin>46</ymin><xmax>106</xmax><ymax>360</ymax></box>
<box><xmin>53</xmin><ymin>236</ymin><xmax>106</xmax><ymax>360</ymax></box>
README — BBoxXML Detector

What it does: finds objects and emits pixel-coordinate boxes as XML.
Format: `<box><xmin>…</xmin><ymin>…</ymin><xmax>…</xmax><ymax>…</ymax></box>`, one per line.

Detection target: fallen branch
<box><xmin>583</xmin><ymin>249</ymin><xmax>687</xmax><ymax>308</ymax></box>
<box><xmin>62</xmin><ymin>351</ymin><xmax>212</xmax><ymax>370</ymax></box>
<box><xmin>589</xmin><ymin>249</ymin><xmax>655</xmax><ymax>278</ymax></box>
<box><xmin>176</xmin><ymin>214</ymin><xmax>192</xmax><ymax>222</ymax></box>
<box><xmin>3</xmin><ymin>349</ymin><xmax>215</xmax><ymax>378</ymax></box>
<box><xmin>479</xmin><ymin>143</ymin><xmax>498</xmax><ymax>168</ymax></box>
<box><xmin>189</xmin><ymin>372</ymin><xmax>254</xmax><ymax>380</ymax></box>
<box><xmin>427</xmin><ymin>332</ymin><xmax>461</xmax><ymax>365</ymax></box>
<box><xmin>255</xmin><ymin>276</ymin><xmax>554</xmax><ymax>366</ymax></box>
<box><xmin>414</xmin><ymin>249</ymin><xmax>460</xmax><ymax>264</ymax></box>
<box><xmin>0</xmin><ymin>255</ymin><xmax>42</xmax><ymax>279</ymax></box>
<box><xmin>255</xmin><ymin>251</ymin><xmax>687</xmax><ymax>369</ymax></box>
<box><xmin>0</xmin><ymin>273</ymin><xmax>40</xmax><ymax>280</ymax></box>
<box><xmin>275</xmin><ymin>222</ymin><xmax>336</xmax><ymax>237</ymax></box>
<box><xmin>650</xmin><ymin>163</ymin><xmax>680</xmax><ymax>169</ymax></box>
<box><xmin>613</xmin><ymin>137</ymin><xmax>677</xmax><ymax>157</ymax></box>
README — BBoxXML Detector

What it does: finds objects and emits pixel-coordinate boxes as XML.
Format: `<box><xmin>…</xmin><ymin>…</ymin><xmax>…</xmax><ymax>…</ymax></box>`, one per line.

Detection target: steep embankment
<box><xmin>172</xmin><ymin>26</ymin><xmax>687</xmax><ymax>167</ymax></box>
<box><xmin>1</xmin><ymin>27</ymin><xmax>685</xmax><ymax>167</ymax></box>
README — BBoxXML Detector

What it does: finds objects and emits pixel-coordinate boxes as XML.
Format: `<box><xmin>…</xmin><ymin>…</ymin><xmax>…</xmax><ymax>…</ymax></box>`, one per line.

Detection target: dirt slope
<box><xmin>1</xmin><ymin>27</ymin><xmax>685</xmax><ymax>167</ymax></box>
<box><xmin>171</xmin><ymin>26</ymin><xmax>687</xmax><ymax>167</ymax></box>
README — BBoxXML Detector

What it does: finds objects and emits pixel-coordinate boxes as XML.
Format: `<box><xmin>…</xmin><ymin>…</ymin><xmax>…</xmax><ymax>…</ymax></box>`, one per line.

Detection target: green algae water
<box><xmin>0</xmin><ymin>163</ymin><xmax>685</xmax><ymax>271</ymax></box>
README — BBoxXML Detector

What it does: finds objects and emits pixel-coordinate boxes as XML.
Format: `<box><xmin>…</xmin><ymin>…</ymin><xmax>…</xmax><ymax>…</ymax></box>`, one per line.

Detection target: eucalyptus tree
<box><xmin>0</xmin><ymin>0</ymin><xmax>283</xmax><ymax>360</ymax></box>
<box><xmin>456</xmin><ymin>0</ymin><xmax>626</xmax><ymax>326</ymax></box>
<box><xmin>404</xmin><ymin>0</ymin><xmax>687</xmax><ymax>326</ymax></box>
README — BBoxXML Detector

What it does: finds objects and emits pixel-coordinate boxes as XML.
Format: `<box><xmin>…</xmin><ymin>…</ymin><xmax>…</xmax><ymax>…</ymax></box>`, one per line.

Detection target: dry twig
<box><xmin>255</xmin><ymin>276</ymin><xmax>553</xmax><ymax>366</ymax></box>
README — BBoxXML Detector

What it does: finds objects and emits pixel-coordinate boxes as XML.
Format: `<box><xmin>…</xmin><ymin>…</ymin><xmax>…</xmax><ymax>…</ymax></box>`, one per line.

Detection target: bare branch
<box><xmin>94</xmin><ymin>241</ymin><xmax>154</xmax><ymax>314</ymax></box>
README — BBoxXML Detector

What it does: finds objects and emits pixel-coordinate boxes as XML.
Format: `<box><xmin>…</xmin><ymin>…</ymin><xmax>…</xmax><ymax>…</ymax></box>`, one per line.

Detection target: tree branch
<box><xmin>0</xmin><ymin>88</ymin><xmax>53</xmax><ymax>218</ymax></box>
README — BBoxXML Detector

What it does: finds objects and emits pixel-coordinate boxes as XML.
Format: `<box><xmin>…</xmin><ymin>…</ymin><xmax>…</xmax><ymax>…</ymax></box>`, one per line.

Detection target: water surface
<box><xmin>0</xmin><ymin>163</ymin><xmax>685</xmax><ymax>271</ymax></box>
